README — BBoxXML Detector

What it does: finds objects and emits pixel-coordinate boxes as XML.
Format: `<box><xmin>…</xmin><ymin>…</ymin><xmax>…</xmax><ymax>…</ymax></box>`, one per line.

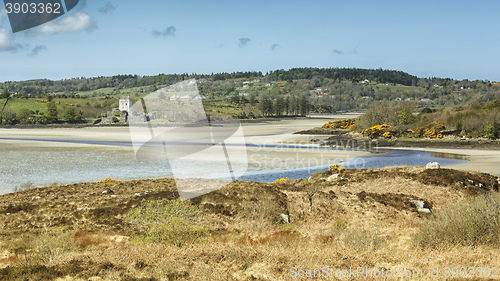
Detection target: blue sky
<box><xmin>0</xmin><ymin>0</ymin><xmax>499</xmax><ymax>82</ymax></box>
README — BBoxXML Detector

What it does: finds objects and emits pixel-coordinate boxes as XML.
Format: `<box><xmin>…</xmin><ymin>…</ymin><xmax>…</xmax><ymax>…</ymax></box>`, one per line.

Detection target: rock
<box><xmin>134</xmin><ymin>192</ymin><xmax>142</xmax><ymax>196</ymax></box>
<box><xmin>281</xmin><ymin>213</ymin><xmax>290</xmax><ymax>224</ymax></box>
<box><xmin>425</xmin><ymin>162</ymin><xmax>440</xmax><ymax>169</ymax></box>
<box><xmin>327</xmin><ymin>174</ymin><xmax>339</xmax><ymax>181</ymax></box>
<box><xmin>409</xmin><ymin>200</ymin><xmax>432</xmax><ymax>213</ymax></box>
<box><xmin>31</xmin><ymin>196</ymin><xmax>41</xmax><ymax>200</ymax></box>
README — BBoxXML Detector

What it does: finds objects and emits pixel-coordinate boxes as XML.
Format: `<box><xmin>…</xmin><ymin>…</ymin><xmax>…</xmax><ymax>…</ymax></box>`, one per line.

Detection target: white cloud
<box><xmin>33</xmin><ymin>12</ymin><xmax>97</xmax><ymax>35</ymax></box>
<box><xmin>0</xmin><ymin>28</ymin><xmax>17</xmax><ymax>51</ymax></box>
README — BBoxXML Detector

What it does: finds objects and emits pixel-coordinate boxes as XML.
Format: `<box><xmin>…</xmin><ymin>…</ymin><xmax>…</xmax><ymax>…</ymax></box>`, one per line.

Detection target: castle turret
<box><xmin>119</xmin><ymin>96</ymin><xmax>131</xmax><ymax>113</ymax></box>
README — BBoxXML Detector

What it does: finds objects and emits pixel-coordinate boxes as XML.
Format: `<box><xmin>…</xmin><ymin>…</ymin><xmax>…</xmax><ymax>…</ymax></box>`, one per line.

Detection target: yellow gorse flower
<box><xmin>93</xmin><ymin>178</ymin><xmax>118</xmax><ymax>183</ymax></box>
<box><xmin>321</xmin><ymin>119</ymin><xmax>356</xmax><ymax>130</ymax></box>
<box><xmin>273</xmin><ymin>177</ymin><xmax>289</xmax><ymax>184</ymax></box>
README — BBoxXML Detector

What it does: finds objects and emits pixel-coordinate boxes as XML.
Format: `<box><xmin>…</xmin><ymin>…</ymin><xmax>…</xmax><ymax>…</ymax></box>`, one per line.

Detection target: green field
<box><xmin>0</xmin><ymin>98</ymin><xmax>48</xmax><ymax>112</ymax></box>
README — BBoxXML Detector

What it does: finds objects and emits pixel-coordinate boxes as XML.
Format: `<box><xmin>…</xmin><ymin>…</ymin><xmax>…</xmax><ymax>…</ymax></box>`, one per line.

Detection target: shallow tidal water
<box><xmin>0</xmin><ymin>138</ymin><xmax>467</xmax><ymax>194</ymax></box>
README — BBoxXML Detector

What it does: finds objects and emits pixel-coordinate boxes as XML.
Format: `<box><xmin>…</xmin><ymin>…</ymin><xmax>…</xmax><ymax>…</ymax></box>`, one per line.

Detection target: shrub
<box><xmin>111</xmin><ymin>116</ymin><xmax>119</xmax><ymax>123</ymax></box>
<box><xmin>414</xmin><ymin>192</ymin><xmax>500</xmax><ymax>248</ymax></box>
<box><xmin>455</xmin><ymin>120</ymin><xmax>463</xmax><ymax>132</ymax></box>
<box><xmin>355</xmin><ymin>101</ymin><xmax>407</xmax><ymax>129</ymax></box>
<box><xmin>32</xmin><ymin>232</ymin><xmax>76</xmax><ymax>264</ymax></box>
<box><xmin>124</xmin><ymin>198</ymin><xmax>207</xmax><ymax>247</ymax></box>
<box><xmin>398</xmin><ymin>108</ymin><xmax>416</xmax><ymax>125</ymax></box>
<box><xmin>484</xmin><ymin>124</ymin><xmax>498</xmax><ymax>139</ymax></box>
<box><xmin>321</xmin><ymin>119</ymin><xmax>356</xmax><ymax>130</ymax></box>
<box><xmin>273</xmin><ymin>177</ymin><xmax>289</xmax><ymax>184</ymax></box>
<box><xmin>329</xmin><ymin>164</ymin><xmax>346</xmax><ymax>174</ymax></box>
<box><xmin>12</xmin><ymin>231</ymin><xmax>76</xmax><ymax>270</ymax></box>
<box><xmin>361</xmin><ymin>124</ymin><xmax>391</xmax><ymax>138</ymax></box>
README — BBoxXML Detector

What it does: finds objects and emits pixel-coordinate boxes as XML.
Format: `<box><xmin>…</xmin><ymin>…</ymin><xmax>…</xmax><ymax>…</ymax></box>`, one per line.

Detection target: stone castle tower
<box><xmin>119</xmin><ymin>96</ymin><xmax>131</xmax><ymax>113</ymax></box>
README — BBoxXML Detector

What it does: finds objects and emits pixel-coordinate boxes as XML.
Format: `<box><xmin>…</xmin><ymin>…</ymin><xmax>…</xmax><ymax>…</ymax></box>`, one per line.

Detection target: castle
<box><xmin>119</xmin><ymin>96</ymin><xmax>131</xmax><ymax>113</ymax></box>
<box><xmin>99</xmin><ymin>96</ymin><xmax>132</xmax><ymax>123</ymax></box>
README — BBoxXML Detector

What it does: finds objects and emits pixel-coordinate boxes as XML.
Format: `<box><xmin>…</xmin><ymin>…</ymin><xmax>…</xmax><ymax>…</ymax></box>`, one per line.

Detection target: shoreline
<box><xmin>379</xmin><ymin>146</ymin><xmax>500</xmax><ymax>176</ymax></box>
<box><xmin>2</xmin><ymin>118</ymin><xmax>500</xmax><ymax>193</ymax></box>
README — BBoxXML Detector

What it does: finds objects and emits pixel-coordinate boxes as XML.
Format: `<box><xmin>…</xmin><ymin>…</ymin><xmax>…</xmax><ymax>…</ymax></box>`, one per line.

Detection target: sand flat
<box><xmin>380</xmin><ymin>147</ymin><xmax>500</xmax><ymax>176</ymax></box>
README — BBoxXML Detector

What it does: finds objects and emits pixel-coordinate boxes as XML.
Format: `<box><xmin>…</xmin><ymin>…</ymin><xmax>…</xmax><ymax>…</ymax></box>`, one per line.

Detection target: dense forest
<box><xmin>1</xmin><ymin>67</ymin><xmax>486</xmax><ymax>96</ymax></box>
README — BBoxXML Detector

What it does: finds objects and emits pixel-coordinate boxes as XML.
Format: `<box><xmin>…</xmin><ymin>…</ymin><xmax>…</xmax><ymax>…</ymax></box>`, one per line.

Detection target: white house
<box><xmin>119</xmin><ymin>96</ymin><xmax>132</xmax><ymax>113</ymax></box>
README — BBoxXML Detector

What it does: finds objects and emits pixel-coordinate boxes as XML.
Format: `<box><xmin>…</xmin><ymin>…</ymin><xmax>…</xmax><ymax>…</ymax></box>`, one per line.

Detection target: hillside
<box><xmin>0</xmin><ymin>167</ymin><xmax>499</xmax><ymax>280</ymax></box>
<box><xmin>1</xmin><ymin>67</ymin><xmax>499</xmax><ymax>119</ymax></box>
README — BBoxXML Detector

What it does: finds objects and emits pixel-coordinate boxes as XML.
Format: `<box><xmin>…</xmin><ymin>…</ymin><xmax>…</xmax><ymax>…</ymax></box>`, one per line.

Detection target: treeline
<box><xmin>0</xmin><ymin>72</ymin><xmax>265</xmax><ymax>95</ymax></box>
<box><xmin>266</xmin><ymin>67</ymin><xmax>420</xmax><ymax>86</ymax></box>
<box><xmin>0</xmin><ymin>73</ymin><xmax>210</xmax><ymax>95</ymax></box>
<box><xmin>0</xmin><ymin>91</ymin><xmax>114</xmax><ymax>125</ymax></box>
<box><xmin>0</xmin><ymin>103</ymin><xmax>85</xmax><ymax>125</ymax></box>
<box><xmin>211</xmin><ymin>71</ymin><xmax>264</xmax><ymax>81</ymax></box>
<box><xmin>225</xmin><ymin>94</ymin><xmax>312</xmax><ymax>118</ymax></box>
<box><xmin>259</xmin><ymin>96</ymin><xmax>310</xmax><ymax>117</ymax></box>
<box><xmin>0</xmin><ymin>67</ymin><xmax>460</xmax><ymax>95</ymax></box>
<box><xmin>3</xmin><ymin>68</ymin><xmax>500</xmax><ymax>113</ymax></box>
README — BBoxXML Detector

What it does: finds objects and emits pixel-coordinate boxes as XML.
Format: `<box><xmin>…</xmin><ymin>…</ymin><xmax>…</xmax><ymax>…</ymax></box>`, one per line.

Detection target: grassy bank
<box><xmin>0</xmin><ymin>167</ymin><xmax>499</xmax><ymax>280</ymax></box>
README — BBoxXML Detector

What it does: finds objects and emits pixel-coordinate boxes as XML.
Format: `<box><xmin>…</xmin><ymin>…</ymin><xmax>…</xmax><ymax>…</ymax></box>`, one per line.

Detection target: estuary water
<box><xmin>0</xmin><ymin>136</ymin><xmax>467</xmax><ymax>194</ymax></box>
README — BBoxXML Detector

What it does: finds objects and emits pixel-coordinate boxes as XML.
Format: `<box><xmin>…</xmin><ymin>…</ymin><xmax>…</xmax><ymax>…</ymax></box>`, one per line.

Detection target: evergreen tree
<box><xmin>299</xmin><ymin>95</ymin><xmax>310</xmax><ymax>116</ymax></box>
<box><xmin>46</xmin><ymin>102</ymin><xmax>58</xmax><ymax>123</ymax></box>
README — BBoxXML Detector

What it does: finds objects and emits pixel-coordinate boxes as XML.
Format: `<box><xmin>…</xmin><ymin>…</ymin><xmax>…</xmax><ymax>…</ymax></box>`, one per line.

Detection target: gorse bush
<box><xmin>321</xmin><ymin>118</ymin><xmax>356</xmax><ymax>129</ymax></box>
<box><xmin>273</xmin><ymin>177</ymin><xmax>289</xmax><ymax>184</ymax></box>
<box><xmin>124</xmin><ymin>198</ymin><xmax>207</xmax><ymax>247</ymax></box>
<box><xmin>414</xmin><ymin>192</ymin><xmax>500</xmax><ymax>248</ymax></box>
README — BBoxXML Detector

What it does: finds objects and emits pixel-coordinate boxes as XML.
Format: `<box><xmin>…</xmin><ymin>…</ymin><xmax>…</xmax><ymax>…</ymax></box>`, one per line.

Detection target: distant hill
<box><xmin>1</xmin><ymin>67</ymin><xmax>499</xmax><ymax>113</ymax></box>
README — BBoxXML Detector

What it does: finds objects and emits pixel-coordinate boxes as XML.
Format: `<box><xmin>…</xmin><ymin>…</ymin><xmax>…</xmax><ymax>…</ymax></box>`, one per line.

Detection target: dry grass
<box><xmin>1</xmin><ymin>167</ymin><xmax>500</xmax><ymax>280</ymax></box>
<box><xmin>415</xmin><ymin>191</ymin><xmax>500</xmax><ymax>248</ymax></box>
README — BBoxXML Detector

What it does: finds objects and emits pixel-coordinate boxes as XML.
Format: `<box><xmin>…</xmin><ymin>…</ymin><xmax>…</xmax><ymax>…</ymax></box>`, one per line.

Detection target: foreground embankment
<box><xmin>0</xmin><ymin>167</ymin><xmax>499</xmax><ymax>280</ymax></box>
